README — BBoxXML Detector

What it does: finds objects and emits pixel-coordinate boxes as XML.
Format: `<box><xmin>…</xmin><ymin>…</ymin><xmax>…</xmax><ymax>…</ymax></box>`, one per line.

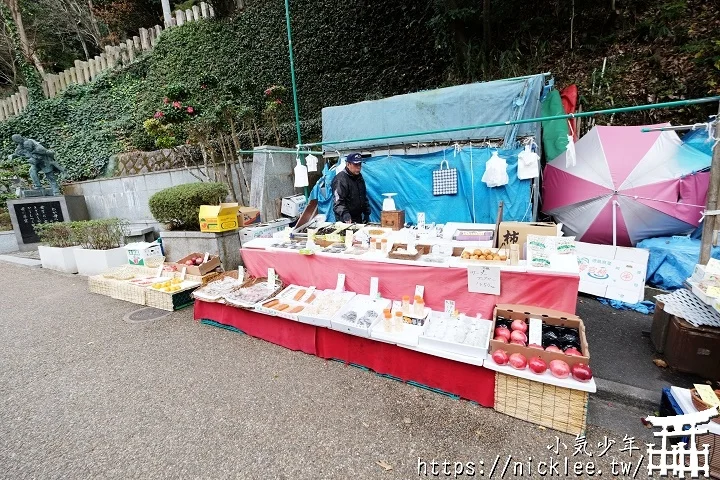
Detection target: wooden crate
<box><xmin>494</xmin><ymin>372</ymin><xmax>588</xmax><ymax>435</ymax></box>
<box><xmin>381</xmin><ymin>210</ymin><xmax>405</xmax><ymax>231</ymax></box>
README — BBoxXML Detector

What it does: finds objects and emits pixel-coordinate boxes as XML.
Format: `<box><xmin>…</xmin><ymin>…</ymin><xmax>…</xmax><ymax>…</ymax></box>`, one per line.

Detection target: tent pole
<box><xmin>299</xmin><ymin>96</ymin><xmax>720</xmax><ymax>148</ymax></box>
<box><xmin>699</xmin><ymin>103</ymin><xmax>720</xmax><ymax>264</ymax></box>
<box><xmin>612</xmin><ymin>199</ymin><xmax>618</xmax><ymax>246</ymax></box>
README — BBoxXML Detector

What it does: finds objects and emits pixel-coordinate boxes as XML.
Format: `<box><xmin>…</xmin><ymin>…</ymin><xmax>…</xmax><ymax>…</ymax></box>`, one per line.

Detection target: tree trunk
<box><xmin>86</xmin><ymin>0</ymin><xmax>104</xmax><ymax>48</ymax></box>
<box><xmin>4</xmin><ymin>0</ymin><xmax>45</xmax><ymax>76</ymax></box>
<box><xmin>229</xmin><ymin>117</ymin><xmax>251</xmax><ymax>199</ymax></box>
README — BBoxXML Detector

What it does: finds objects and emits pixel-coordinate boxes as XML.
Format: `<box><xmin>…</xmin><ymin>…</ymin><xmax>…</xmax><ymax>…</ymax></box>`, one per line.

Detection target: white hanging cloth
<box><xmin>294</xmin><ymin>157</ymin><xmax>309</xmax><ymax>187</ymax></box>
<box><xmin>565</xmin><ymin>121</ymin><xmax>577</xmax><ymax>168</ymax></box>
<box><xmin>305</xmin><ymin>154</ymin><xmax>318</xmax><ymax>172</ymax></box>
<box><xmin>481</xmin><ymin>151</ymin><xmax>509</xmax><ymax>187</ymax></box>
<box><xmin>517</xmin><ymin>144</ymin><xmax>540</xmax><ymax>180</ymax></box>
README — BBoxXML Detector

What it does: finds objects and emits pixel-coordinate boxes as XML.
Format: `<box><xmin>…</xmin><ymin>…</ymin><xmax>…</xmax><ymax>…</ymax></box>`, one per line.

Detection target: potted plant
<box><xmin>72</xmin><ymin>218</ymin><xmax>129</xmax><ymax>276</ymax></box>
<box><xmin>149</xmin><ymin>182</ymin><xmax>241</xmax><ymax>270</ymax></box>
<box><xmin>34</xmin><ymin>222</ymin><xmax>82</xmax><ymax>273</ymax></box>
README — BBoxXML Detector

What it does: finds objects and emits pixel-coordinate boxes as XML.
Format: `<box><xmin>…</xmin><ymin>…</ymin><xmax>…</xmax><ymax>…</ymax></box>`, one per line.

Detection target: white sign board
<box><xmin>576</xmin><ymin>241</ymin><xmax>649</xmax><ymax>304</ymax></box>
<box><xmin>467</xmin><ymin>265</ymin><xmax>501</xmax><ymax>295</ymax></box>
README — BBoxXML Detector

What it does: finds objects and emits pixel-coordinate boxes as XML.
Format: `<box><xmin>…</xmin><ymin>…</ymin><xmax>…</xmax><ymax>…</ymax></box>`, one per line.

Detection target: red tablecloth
<box><xmin>240</xmin><ymin>248</ymin><xmax>579</xmax><ymax>318</ymax></box>
<box><xmin>194</xmin><ymin>301</ymin><xmax>495</xmax><ymax>407</ymax></box>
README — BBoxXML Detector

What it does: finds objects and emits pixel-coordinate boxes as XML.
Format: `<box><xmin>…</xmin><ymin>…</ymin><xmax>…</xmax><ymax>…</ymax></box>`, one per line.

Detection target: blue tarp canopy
<box><xmin>683</xmin><ymin>126</ymin><xmax>715</xmax><ymax>157</ymax></box>
<box><xmin>310</xmin><ymin>147</ymin><xmax>532</xmax><ymax>224</ymax></box>
<box><xmin>320</xmin><ymin>75</ymin><xmax>547</xmax><ymax>152</ymax></box>
<box><xmin>638</xmin><ymin>236</ymin><xmax>720</xmax><ymax>290</ymax></box>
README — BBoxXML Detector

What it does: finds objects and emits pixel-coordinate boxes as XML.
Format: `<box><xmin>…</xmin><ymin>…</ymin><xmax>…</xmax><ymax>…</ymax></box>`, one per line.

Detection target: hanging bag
<box><xmin>432</xmin><ymin>157</ymin><xmax>458</xmax><ymax>196</ymax></box>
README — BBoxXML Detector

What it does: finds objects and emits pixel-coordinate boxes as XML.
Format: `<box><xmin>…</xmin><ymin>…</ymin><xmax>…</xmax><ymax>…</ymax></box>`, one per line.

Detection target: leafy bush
<box><xmin>149</xmin><ymin>182</ymin><xmax>228</xmax><ymax>230</ymax></box>
<box><xmin>71</xmin><ymin>218</ymin><xmax>129</xmax><ymax>250</ymax></box>
<box><xmin>0</xmin><ymin>212</ymin><xmax>11</xmax><ymax>231</ymax></box>
<box><xmin>34</xmin><ymin>222</ymin><xmax>78</xmax><ymax>248</ymax></box>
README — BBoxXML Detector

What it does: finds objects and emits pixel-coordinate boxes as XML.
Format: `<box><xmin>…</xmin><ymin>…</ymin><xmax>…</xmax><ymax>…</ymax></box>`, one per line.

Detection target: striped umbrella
<box><xmin>542</xmin><ymin>125</ymin><xmax>711</xmax><ymax>246</ymax></box>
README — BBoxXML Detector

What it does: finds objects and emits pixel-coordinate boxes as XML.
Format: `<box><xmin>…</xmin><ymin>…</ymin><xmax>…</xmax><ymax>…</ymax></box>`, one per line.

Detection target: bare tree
<box><xmin>2</xmin><ymin>0</ymin><xmax>45</xmax><ymax>76</ymax></box>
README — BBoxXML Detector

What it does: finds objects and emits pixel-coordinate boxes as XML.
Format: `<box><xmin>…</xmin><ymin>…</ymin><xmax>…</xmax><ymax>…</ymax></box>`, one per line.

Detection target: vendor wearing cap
<box><xmin>332</xmin><ymin>153</ymin><xmax>371</xmax><ymax>223</ymax></box>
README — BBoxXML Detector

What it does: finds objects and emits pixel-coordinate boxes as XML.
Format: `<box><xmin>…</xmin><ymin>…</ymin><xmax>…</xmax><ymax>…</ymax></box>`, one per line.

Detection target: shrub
<box><xmin>0</xmin><ymin>212</ymin><xmax>11</xmax><ymax>231</ymax></box>
<box><xmin>34</xmin><ymin>222</ymin><xmax>78</xmax><ymax>247</ymax></box>
<box><xmin>71</xmin><ymin>218</ymin><xmax>129</xmax><ymax>250</ymax></box>
<box><xmin>149</xmin><ymin>182</ymin><xmax>229</xmax><ymax>230</ymax></box>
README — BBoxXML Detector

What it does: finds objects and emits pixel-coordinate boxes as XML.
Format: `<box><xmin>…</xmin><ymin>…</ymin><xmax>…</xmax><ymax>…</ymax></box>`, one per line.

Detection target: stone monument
<box><xmin>5</xmin><ymin>134</ymin><xmax>89</xmax><ymax>251</ymax></box>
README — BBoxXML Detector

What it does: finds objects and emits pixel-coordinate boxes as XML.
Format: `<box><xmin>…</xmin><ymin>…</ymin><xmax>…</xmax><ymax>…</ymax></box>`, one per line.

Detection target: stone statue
<box><xmin>8</xmin><ymin>134</ymin><xmax>65</xmax><ymax>196</ymax></box>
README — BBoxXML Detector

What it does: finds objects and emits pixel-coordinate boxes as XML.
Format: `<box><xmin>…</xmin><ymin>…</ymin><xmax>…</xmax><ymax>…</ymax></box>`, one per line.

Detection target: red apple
<box><xmin>511</xmin><ymin>319</ymin><xmax>528</xmax><ymax>333</ymax></box>
<box><xmin>571</xmin><ymin>363</ymin><xmax>593</xmax><ymax>382</ymax></box>
<box><xmin>494</xmin><ymin>327</ymin><xmax>511</xmax><ymax>341</ymax></box>
<box><xmin>510</xmin><ymin>330</ymin><xmax>527</xmax><ymax>344</ymax></box>
<box><xmin>564</xmin><ymin>347</ymin><xmax>583</xmax><ymax>357</ymax></box>
<box><xmin>185</xmin><ymin>259</ymin><xmax>194</xmax><ymax>266</ymax></box>
<box><xmin>492</xmin><ymin>349</ymin><xmax>509</xmax><ymax>366</ymax></box>
<box><xmin>549</xmin><ymin>359</ymin><xmax>571</xmax><ymax>379</ymax></box>
<box><xmin>528</xmin><ymin>343</ymin><xmax>544</xmax><ymax>349</ymax></box>
<box><xmin>510</xmin><ymin>339</ymin><xmax>526</xmax><ymax>346</ymax></box>
<box><xmin>508</xmin><ymin>353</ymin><xmax>527</xmax><ymax>370</ymax></box>
<box><xmin>493</xmin><ymin>336</ymin><xmax>508</xmax><ymax>344</ymax></box>
<box><xmin>528</xmin><ymin>356</ymin><xmax>547</xmax><ymax>374</ymax></box>
<box><xmin>545</xmin><ymin>345</ymin><xmax>562</xmax><ymax>353</ymax></box>
<box><xmin>195</xmin><ymin>257</ymin><xmax>204</xmax><ymax>265</ymax></box>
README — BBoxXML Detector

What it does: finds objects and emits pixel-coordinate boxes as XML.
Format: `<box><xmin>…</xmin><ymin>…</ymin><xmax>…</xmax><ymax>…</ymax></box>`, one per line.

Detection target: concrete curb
<box><xmin>0</xmin><ymin>255</ymin><xmax>41</xmax><ymax>267</ymax></box>
<box><xmin>594</xmin><ymin>377</ymin><xmax>661</xmax><ymax>411</ymax></box>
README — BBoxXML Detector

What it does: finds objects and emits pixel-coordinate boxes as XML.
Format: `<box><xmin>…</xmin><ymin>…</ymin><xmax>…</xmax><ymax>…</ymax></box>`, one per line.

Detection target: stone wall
<box><xmin>112</xmin><ymin>146</ymin><xmax>202</xmax><ymax>177</ymax></box>
<box><xmin>0</xmin><ymin>231</ymin><xmax>18</xmax><ymax>254</ymax></box>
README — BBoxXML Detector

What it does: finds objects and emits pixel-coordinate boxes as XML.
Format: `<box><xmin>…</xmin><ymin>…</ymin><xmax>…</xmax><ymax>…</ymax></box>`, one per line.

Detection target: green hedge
<box><xmin>149</xmin><ymin>182</ymin><xmax>229</xmax><ymax>230</ymax></box>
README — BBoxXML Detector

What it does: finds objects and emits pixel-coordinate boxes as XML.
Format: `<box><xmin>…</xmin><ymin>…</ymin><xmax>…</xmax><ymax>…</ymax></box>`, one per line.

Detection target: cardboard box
<box><xmin>238</xmin><ymin>206</ymin><xmax>261</xmax><ymax>227</ymax></box>
<box><xmin>199</xmin><ymin>203</ymin><xmax>240</xmax><ymax>233</ymax></box>
<box><xmin>124</xmin><ymin>242</ymin><xmax>163</xmax><ymax>266</ymax></box>
<box><xmin>239</xmin><ymin>218</ymin><xmax>293</xmax><ymax>245</ymax></box>
<box><xmin>281</xmin><ymin>194</ymin><xmax>307</xmax><ymax>217</ymax></box>
<box><xmin>175</xmin><ymin>252</ymin><xmax>221</xmax><ymax>276</ymax></box>
<box><xmin>490</xmin><ymin>304</ymin><xmax>590</xmax><ymax>369</ymax></box>
<box><xmin>576</xmin><ymin>242</ymin><xmax>649</xmax><ymax>304</ymax></box>
<box><xmin>497</xmin><ymin>222</ymin><xmax>558</xmax><ymax>259</ymax></box>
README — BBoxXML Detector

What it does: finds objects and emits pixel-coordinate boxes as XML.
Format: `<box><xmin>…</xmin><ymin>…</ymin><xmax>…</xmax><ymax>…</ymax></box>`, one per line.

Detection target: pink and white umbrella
<box><xmin>542</xmin><ymin>125</ymin><xmax>711</xmax><ymax>246</ymax></box>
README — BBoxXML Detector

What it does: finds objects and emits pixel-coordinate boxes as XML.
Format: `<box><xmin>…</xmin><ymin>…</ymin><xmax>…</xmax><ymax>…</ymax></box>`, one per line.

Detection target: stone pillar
<box><xmin>148</xmin><ymin>27</ymin><xmax>156</xmax><ymax>47</ymax></box>
<box><xmin>185</xmin><ymin>8</ymin><xmax>194</xmax><ymax>22</ymax></box>
<box><xmin>47</xmin><ymin>75</ymin><xmax>57</xmax><ymax>97</ymax></box>
<box><xmin>2</xmin><ymin>100</ymin><xmax>10</xmax><ymax>119</ymax></box>
<box><xmin>154</xmin><ymin>25</ymin><xmax>162</xmax><ymax>39</ymax></box>
<box><xmin>175</xmin><ymin>10</ymin><xmax>185</xmax><ymax>26</ymax></box>
<box><xmin>98</xmin><ymin>54</ymin><xmax>108</xmax><ymax>71</ymax></box>
<box><xmin>140</xmin><ymin>28</ymin><xmax>151</xmax><ymax>50</ymax></box>
<box><xmin>10</xmin><ymin>93</ymin><xmax>19</xmax><ymax>115</ymax></box>
<box><xmin>133</xmin><ymin>36</ymin><xmax>141</xmax><ymax>51</ymax></box>
<box><xmin>18</xmin><ymin>86</ymin><xmax>28</xmax><ymax>108</ymax></box>
<box><xmin>208</xmin><ymin>4</ymin><xmax>215</xmax><ymax>17</ymax></box>
<box><xmin>200</xmin><ymin>2</ymin><xmax>209</xmax><ymax>18</ymax></box>
<box><xmin>0</xmin><ymin>102</ymin><xmax>6</xmax><ymax>121</ymax></box>
<box><xmin>126</xmin><ymin>39</ymin><xmax>135</xmax><ymax>62</ymax></box>
<box><xmin>104</xmin><ymin>46</ymin><xmax>116</xmax><ymax>68</ymax></box>
<box><xmin>83</xmin><ymin>61</ymin><xmax>91</xmax><ymax>82</ymax></box>
<box><xmin>74</xmin><ymin>60</ymin><xmax>85</xmax><ymax>84</ymax></box>
<box><xmin>68</xmin><ymin>67</ymin><xmax>78</xmax><ymax>86</ymax></box>
<box><xmin>161</xmin><ymin>0</ymin><xmax>172</xmax><ymax>27</ymax></box>
<box><xmin>192</xmin><ymin>5</ymin><xmax>201</xmax><ymax>21</ymax></box>
<box><xmin>88</xmin><ymin>59</ymin><xmax>97</xmax><ymax>79</ymax></box>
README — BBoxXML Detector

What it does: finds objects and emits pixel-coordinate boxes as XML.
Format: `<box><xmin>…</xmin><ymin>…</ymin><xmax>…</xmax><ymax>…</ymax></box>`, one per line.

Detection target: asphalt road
<box><xmin>1</xmin><ymin>262</ymin><xmax>656</xmax><ymax>479</ymax></box>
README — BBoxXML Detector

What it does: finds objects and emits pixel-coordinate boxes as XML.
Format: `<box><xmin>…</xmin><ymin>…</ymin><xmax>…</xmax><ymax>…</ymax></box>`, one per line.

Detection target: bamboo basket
<box><xmin>494</xmin><ymin>372</ymin><xmax>588</xmax><ymax>435</ymax></box>
<box><xmin>146</xmin><ymin>285</ymin><xmax>200</xmax><ymax>311</ymax></box>
<box><xmin>88</xmin><ymin>275</ymin><xmax>114</xmax><ymax>296</ymax></box>
<box><xmin>223</xmin><ymin>276</ymin><xmax>285</xmax><ymax>309</ymax></box>
<box><xmin>192</xmin><ymin>271</ymin><xmax>241</xmax><ymax>303</ymax></box>
<box><xmin>109</xmin><ymin>281</ymin><xmax>147</xmax><ymax>306</ymax></box>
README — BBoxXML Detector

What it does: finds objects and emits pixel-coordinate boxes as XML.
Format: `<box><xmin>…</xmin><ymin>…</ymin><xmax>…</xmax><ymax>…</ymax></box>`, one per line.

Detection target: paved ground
<box><xmin>1</xmin><ymin>262</ymin><xmax>661</xmax><ymax>479</ymax></box>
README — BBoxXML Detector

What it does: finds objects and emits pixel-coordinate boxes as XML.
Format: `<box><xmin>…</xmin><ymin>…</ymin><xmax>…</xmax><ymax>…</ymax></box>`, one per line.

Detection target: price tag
<box><xmin>694</xmin><ymin>384</ymin><xmax>720</xmax><ymax>407</ymax></box>
<box><xmin>369</xmin><ymin>277</ymin><xmax>379</xmax><ymax>299</ymax></box>
<box><xmin>528</xmin><ymin>317</ymin><xmax>542</xmax><ymax>346</ymax></box>
<box><xmin>238</xmin><ymin>266</ymin><xmax>245</xmax><ymax>282</ymax></box>
<box><xmin>180</xmin><ymin>266</ymin><xmax>187</xmax><ymax>281</ymax></box>
<box><xmin>203</xmin><ymin>252</ymin><xmax>210</xmax><ymax>263</ymax></box>
<box><xmin>415</xmin><ymin>285</ymin><xmax>424</xmax><ymax>300</ymax></box>
<box><xmin>417</xmin><ymin>212</ymin><xmax>426</xmax><ymax>230</ymax></box>
<box><xmin>444</xmin><ymin>300</ymin><xmax>455</xmax><ymax>315</ymax></box>
<box><xmin>155</xmin><ymin>265</ymin><xmax>164</xmax><ymax>278</ymax></box>
<box><xmin>336</xmin><ymin>273</ymin><xmax>345</xmax><ymax>292</ymax></box>
<box><xmin>345</xmin><ymin>232</ymin><xmax>354</xmax><ymax>250</ymax></box>
<box><xmin>468</xmin><ymin>265</ymin><xmax>501</xmax><ymax>295</ymax></box>
<box><xmin>268</xmin><ymin>268</ymin><xmax>276</xmax><ymax>291</ymax></box>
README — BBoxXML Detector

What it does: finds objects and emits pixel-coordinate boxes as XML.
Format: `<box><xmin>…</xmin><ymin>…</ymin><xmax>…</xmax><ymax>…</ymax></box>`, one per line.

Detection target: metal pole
<box><xmin>299</xmin><ymin>96</ymin><xmax>720</xmax><ymax>148</ymax></box>
<box><xmin>699</xmin><ymin>103</ymin><xmax>720</xmax><ymax>264</ymax></box>
<box><xmin>283</xmin><ymin>0</ymin><xmax>308</xmax><ymax>197</ymax></box>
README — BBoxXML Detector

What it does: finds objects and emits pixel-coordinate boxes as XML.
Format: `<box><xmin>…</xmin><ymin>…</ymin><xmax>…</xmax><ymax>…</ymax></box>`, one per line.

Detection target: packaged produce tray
<box><xmin>330</xmin><ymin>295</ymin><xmax>391</xmax><ymax>338</ymax></box>
<box><xmin>417</xmin><ymin>312</ymin><xmax>491</xmax><ymax>359</ymax></box>
<box><xmin>459</xmin><ymin>247</ymin><xmax>509</xmax><ymax>263</ymax></box>
<box><xmin>387</xmin><ymin>244</ymin><xmax>431</xmax><ymax>261</ymax></box>
<box><xmin>255</xmin><ymin>285</ymin><xmax>318</xmax><ymax>321</ymax></box>
<box><xmin>296</xmin><ymin>290</ymin><xmax>356</xmax><ymax>327</ymax></box>
<box><xmin>192</xmin><ymin>271</ymin><xmax>242</xmax><ymax>302</ymax></box>
<box><xmin>370</xmin><ymin>320</ymin><xmax>424</xmax><ymax>347</ymax></box>
<box><xmin>223</xmin><ymin>277</ymin><xmax>285</xmax><ymax>309</ymax></box>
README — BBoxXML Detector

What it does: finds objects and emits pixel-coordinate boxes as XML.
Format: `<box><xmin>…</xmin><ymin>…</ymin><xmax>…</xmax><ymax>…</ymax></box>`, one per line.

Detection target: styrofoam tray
<box><xmin>330</xmin><ymin>295</ymin><xmax>391</xmax><ymax>338</ymax></box>
<box><xmin>484</xmin><ymin>356</ymin><xmax>596</xmax><ymax>393</ymax></box>
<box><xmin>370</xmin><ymin>322</ymin><xmax>423</xmax><ymax>347</ymax></box>
<box><xmin>417</xmin><ymin>313</ymin><xmax>491</xmax><ymax>359</ymax></box>
<box><xmin>399</xmin><ymin>343</ymin><xmax>485</xmax><ymax>367</ymax></box>
<box><xmin>689</xmin><ymin>281</ymin><xmax>716</xmax><ymax>305</ymax></box>
<box><xmin>254</xmin><ymin>285</ymin><xmax>316</xmax><ymax>321</ymax></box>
<box><xmin>296</xmin><ymin>290</ymin><xmax>356</xmax><ymax>328</ymax></box>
